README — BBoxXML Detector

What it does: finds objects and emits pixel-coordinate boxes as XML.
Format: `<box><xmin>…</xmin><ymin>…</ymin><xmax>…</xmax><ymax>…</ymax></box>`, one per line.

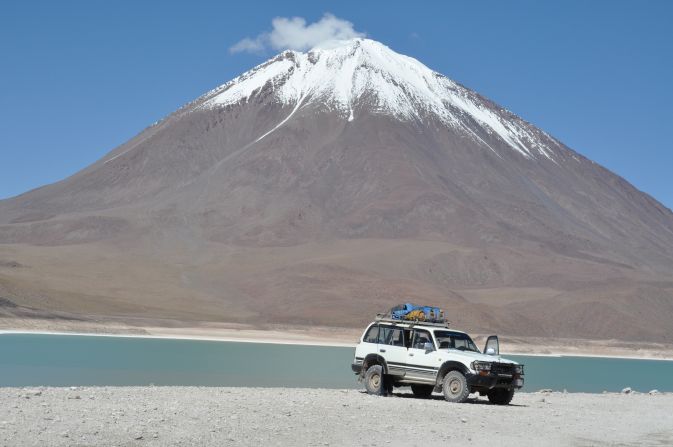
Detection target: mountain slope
<box><xmin>1</xmin><ymin>39</ymin><xmax>673</xmax><ymax>342</ymax></box>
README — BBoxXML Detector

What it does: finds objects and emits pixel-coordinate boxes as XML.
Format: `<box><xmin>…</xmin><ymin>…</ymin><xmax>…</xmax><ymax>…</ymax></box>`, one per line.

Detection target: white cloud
<box><xmin>230</xmin><ymin>13</ymin><xmax>365</xmax><ymax>54</ymax></box>
<box><xmin>229</xmin><ymin>37</ymin><xmax>265</xmax><ymax>54</ymax></box>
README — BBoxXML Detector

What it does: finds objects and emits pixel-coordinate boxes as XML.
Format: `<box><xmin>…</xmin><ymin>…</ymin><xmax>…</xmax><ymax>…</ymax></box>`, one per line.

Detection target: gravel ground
<box><xmin>1</xmin><ymin>387</ymin><xmax>672</xmax><ymax>446</ymax></box>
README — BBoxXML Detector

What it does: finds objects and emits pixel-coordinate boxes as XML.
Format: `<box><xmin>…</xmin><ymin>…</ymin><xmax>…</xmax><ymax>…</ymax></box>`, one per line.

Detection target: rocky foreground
<box><xmin>1</xmin><ymin>387</ymin><xmax>671</xmax><ymax>446</ymax></box>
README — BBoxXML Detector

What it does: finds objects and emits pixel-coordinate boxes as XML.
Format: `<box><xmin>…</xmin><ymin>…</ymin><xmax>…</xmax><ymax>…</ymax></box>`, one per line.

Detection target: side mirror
<box><xmin>423</xmin><ymin>342</ymin><xmax>434</xmax><ymax>352</ymax></box>
<box><xmin>484</xmin><ymin>335</ymin><xmax>499</xmax><ymax>356</ymax></box>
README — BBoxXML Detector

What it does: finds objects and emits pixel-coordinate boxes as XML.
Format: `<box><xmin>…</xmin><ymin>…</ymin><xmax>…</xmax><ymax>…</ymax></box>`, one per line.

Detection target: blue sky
<box><xmin>1</xmin><ymin>1</ymin><xmax>672</xmax><ymax>208</ymax></box>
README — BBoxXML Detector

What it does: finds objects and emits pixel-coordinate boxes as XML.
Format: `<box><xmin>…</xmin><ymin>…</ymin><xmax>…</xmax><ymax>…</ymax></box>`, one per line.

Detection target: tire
<box><xmin>442</xmin><ymin>370</ymin><xmax>470</xmax><ymax>403</ymax></box>
<box><xmin>487</xmin><ymin>388</ymin><xmax>515</xmax><ymax>405</ymax></box>
<box><xmin>364</xmin><ymin>365</ymin><xmax>386</xmax><ymax>396</ymax></box>
<box><xmin>411</xmin><ymin>384</ymin><xmax>434</xmax><ymax>398</ymax></box>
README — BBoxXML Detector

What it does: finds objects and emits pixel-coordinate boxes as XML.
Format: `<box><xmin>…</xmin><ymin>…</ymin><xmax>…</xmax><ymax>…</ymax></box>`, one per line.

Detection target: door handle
<box><xmin>379</xmin><ymin>349</ymin><xmax>386</xmax><ymax>353</ymax></box>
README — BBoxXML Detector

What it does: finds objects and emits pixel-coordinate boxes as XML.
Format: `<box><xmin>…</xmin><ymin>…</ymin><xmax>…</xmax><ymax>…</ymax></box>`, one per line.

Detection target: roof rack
<box><xmin>375</xmin><ymin>314</ymin><xmax>450</xmax><ymax>328</ymax></box>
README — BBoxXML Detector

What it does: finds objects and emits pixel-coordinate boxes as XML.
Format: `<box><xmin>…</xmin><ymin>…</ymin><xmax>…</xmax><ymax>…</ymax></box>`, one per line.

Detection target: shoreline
<box><xmin>0</xmin><ymin>329</ymin><xmax>354</xmax><ymax>348</ymax></box>
<box><xmin>3</xmin><ymin>328</ymin><xmax>673</xmax><ymax>361</ymax></box>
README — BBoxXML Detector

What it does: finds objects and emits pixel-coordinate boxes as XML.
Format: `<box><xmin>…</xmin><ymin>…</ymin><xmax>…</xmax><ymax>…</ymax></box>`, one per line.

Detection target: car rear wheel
<box><xmin>442</xmin><ymin>371</ymin><xmax>470</xmax><ymax>403</ymax></box>
<box><xmin>364</xmin><ymin>365</ymin><xmax>386</xmax><ymax>395</ymax></box>
<box><xmin>487</xmin><ymin>388</ymin><xmax>515</xmax><ymax>405</ymax></box>
<box><xmin>411</xmin><ymin>384</ymin><xmax>434</xmax><ymax>398</ymax></box>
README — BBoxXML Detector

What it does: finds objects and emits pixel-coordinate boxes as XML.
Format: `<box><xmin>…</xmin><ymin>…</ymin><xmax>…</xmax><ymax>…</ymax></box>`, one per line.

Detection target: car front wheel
<box><xmin>442</xmin><ymin>370</ymin><xmax>470</xmax><ymax>403</ymax></box>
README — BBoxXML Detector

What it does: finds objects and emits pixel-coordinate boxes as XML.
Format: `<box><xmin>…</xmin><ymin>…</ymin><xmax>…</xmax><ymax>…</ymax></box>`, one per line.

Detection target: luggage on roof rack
<box><xmin>383</xmin><ymin>303</ymin><xmax>446</xmax><ymax>324</ymax></box>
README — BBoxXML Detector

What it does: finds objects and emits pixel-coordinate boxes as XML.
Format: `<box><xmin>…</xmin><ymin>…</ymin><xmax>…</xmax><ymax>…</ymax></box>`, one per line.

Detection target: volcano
<box><xmin>2</xmin><ymin>38</ymin><xmax>673</xmax><ymax>342</ymax></box>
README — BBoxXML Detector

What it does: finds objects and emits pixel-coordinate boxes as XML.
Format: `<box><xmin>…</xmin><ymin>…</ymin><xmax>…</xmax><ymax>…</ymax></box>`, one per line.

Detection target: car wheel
<box><xmin>487</xmin><ymin>388</ymin><xmax>515</xmax><ymax>405</ymax></box>
<box><xmin>364</xmin><ymin>365</ymin><xmax>386</xmax><ymax>395</ymax></box>
<box><xmin>411</xmin><ymin>384</ymin><xmax>434</xmax><ymax>398</ymax></box>
<box><xmin>442</xmin><ymin>370</ymin><xmax>470</xmax><ymax>403</ymax></box>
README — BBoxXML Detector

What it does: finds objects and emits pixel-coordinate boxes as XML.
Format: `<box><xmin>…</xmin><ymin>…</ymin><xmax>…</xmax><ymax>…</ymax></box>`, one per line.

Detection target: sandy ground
<box><xmin>3</xmin><ymin>317</ymin><xmax>673</xmax><ymax>359</ymax></box>
<box><xmin>0</xmin><ymin>387</ymin><xmax>671</xmax><ymax>447</ymax></box>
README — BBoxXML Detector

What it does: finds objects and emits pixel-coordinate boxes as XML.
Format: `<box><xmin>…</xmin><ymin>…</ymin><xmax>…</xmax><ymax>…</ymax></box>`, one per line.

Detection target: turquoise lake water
<box><xmin>1</xmin><ymin>334</ymin><xmax>672</xmax><ymax>392</ymax></box>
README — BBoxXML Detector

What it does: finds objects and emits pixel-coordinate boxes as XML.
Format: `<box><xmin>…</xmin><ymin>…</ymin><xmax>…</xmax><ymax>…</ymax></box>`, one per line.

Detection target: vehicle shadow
<box><xmin>358</xmin><ymin>390</ymin><xmax>527</xmax><ymax>407</ymax></box>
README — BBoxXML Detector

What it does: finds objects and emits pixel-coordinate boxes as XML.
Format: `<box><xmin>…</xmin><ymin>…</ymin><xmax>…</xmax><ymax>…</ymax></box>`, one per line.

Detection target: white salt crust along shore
<box><xmin>1</xmin><ymin>387</ymin><xmax>671</xmax><ymax>446</ymax></box>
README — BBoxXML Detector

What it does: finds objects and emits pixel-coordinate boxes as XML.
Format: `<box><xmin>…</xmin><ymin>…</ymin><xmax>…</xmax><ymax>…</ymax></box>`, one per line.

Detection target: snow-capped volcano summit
<box><xmin>2</xmin><ymin>39</ymin><xmax>673</xmax><ymax>342</ymax></box>
<box><xmin>201</xmin><ymin>38</ymin><xmax>552</xmax><ymax>159</ymax></box>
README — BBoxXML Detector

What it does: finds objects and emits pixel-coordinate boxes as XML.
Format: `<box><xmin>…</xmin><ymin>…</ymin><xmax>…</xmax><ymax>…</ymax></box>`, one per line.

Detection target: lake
<box><xmin>1</xmin><ymin>333</ymin><xmax>672</xmax><ymax>392</ymax></box>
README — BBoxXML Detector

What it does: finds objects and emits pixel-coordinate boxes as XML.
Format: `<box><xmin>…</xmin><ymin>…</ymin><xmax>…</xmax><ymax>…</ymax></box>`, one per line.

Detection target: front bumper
<box><xmin>467</xmin><ymin>372</ymin><xmax>524</xmax><ymax>390</ymax></box>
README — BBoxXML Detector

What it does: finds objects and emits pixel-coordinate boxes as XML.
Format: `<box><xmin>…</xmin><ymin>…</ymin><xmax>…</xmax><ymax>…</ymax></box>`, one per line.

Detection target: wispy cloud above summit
<box><xmin>230</xmin><ymin>13</ymin><xmax>365</xmax><ymax>54</ymax></box>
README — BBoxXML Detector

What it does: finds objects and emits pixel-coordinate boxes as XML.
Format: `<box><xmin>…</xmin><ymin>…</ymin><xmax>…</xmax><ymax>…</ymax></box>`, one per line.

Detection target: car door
<box><xmin>484</xmin><ymin>335</ymin><xmax>499</xmax><ymax>355</ymax></box>
<box><xmin>377</xmin><ymin>325</ymin><xmax>408</xmax><ymax>377</ymax></box>
<box><xmin>405</xmin><ymin>329</ymin><xmax>440</xmax><ymax>383</ymax></box>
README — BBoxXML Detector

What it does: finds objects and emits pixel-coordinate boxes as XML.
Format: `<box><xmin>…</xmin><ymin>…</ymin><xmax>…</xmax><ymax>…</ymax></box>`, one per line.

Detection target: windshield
<box><xmin>434</xmin><ymin>331</ymin><xmax>480</xmax><ymax>353</ymax></box>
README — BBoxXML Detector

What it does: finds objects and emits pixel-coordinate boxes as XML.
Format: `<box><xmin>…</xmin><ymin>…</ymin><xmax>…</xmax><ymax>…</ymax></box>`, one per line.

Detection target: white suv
<box><xmin>351</xmin><ymin>318</ymin><xmax>524</xmax><ymax>404</ymax></box>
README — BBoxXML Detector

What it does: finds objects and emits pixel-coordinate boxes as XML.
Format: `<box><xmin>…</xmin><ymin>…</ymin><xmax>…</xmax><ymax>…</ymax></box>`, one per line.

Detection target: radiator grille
<box><xmin>490</xmin><ymin>363</ymin><xmax>515</xmax><ymax>375</ymax></box>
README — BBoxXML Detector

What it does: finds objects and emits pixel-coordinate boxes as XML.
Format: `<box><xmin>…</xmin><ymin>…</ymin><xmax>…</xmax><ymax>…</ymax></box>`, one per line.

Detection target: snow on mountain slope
<box><xmin>201</xmin><ymin>38</ymin><xmax>554</xmax><ymax>160</ymax></box>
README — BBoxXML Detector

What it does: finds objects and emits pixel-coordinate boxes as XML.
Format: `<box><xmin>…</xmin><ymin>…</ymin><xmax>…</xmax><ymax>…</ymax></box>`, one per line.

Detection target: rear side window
<box><xmin>378</xmin><ymin>326</ymin><xmax>405</xmax><ymax>346</ymax></box>
<box><xmin>363</xmin><ymin>325</ymin><xmax>379</xmax><ymax>343</ymax></box>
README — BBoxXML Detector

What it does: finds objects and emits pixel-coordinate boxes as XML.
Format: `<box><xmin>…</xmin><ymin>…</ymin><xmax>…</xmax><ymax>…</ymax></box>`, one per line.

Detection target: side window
<box><xmin>412</xmin><ymin>330</ymin><xmax>434</xmax><ymax>350</ymax></box>
<box><xmin>363</xmin><ymin>325</ymin><xmax>379</xmax><ymax>343</ymax></box>
<box><xmin>378</xmin><ymin>326</ymin><xmax>405</xmax><ymax>346</ymax></box>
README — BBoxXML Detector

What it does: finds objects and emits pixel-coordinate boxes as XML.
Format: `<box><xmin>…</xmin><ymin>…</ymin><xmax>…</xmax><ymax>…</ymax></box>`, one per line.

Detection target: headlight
<box><xmin>514</xmin><ymin>364</ymin><xmax>524</xmax><ymax>375</ymax></box>
<box><xmin>471</xmin><ymin>361</ymin><xmax>491</xmax><ymax>372</ymax></box>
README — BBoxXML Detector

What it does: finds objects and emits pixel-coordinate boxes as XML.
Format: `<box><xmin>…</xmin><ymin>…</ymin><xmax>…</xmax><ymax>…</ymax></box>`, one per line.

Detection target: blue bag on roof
<box><xmin>390</xmin><ymin>303</ymin><xmax>444</xmax><ymax>322</ymax></box>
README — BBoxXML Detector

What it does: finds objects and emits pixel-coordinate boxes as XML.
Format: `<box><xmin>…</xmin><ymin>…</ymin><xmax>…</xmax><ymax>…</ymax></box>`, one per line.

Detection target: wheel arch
<box><xmin>362</xmin><ymin>353</ymin><xmax>389</xmax><ymax>375</ymax></box>
<box><xmin>436</xmin><ymin>361</ymin><xmax>469</xmax><ymax>386</ymax></box>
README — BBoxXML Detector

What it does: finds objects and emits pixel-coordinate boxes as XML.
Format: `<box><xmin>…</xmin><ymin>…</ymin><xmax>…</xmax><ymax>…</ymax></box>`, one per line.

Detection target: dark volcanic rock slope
<box><xmin>1</xmin><ymin>39</ymin><xmax>673</xmax><ymax>341</ymax></box>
